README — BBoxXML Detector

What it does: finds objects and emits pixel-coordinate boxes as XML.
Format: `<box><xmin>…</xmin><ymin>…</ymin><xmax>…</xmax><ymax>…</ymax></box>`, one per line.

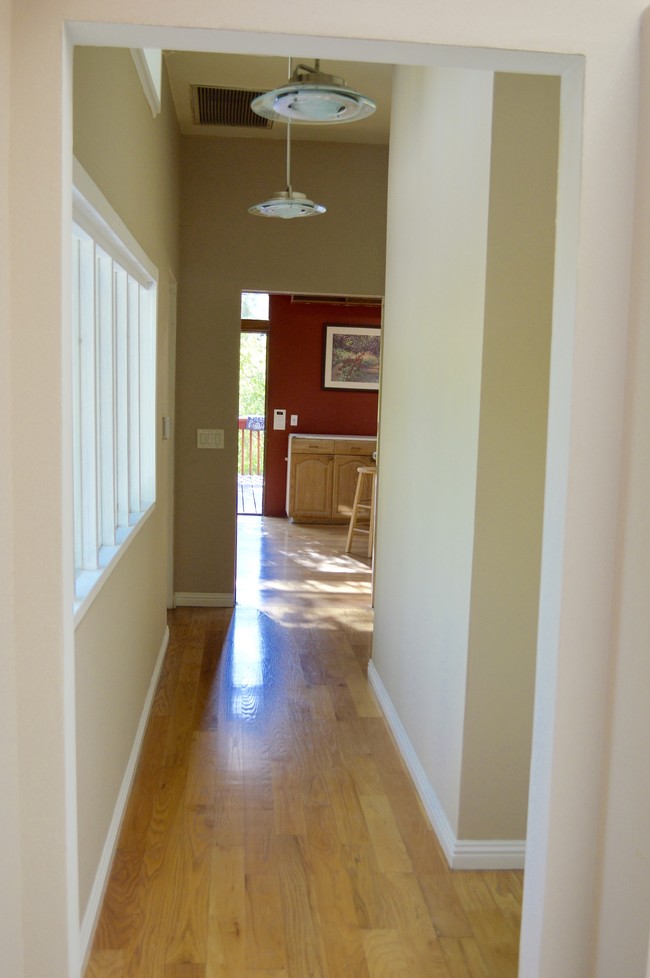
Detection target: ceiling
<box><xmin>164</xmin><ymin>51</ymin><xmax>393</xmax><ymax>144</ymax></box>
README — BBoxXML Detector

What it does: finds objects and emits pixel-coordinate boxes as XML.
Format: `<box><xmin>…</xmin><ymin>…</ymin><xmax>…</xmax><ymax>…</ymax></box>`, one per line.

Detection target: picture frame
<box><xmin>322</xmin><ymin>324</ymin><xmax>381</xmax><ymax>392</ymax></box>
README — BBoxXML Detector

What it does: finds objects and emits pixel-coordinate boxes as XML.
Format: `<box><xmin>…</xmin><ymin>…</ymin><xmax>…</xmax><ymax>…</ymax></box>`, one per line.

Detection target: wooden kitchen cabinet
<box><xmin>287</xmin><ymin>435</ymin><xmax>376</xmax><ymax>523</ymax></box>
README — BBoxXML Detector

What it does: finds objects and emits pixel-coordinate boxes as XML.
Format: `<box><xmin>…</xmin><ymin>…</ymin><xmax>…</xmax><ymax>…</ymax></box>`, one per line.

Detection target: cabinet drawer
<box><xmin>336</xmin><ymin>439</ymin><xmax>376</xmax><ymax>456</ymax></box>
<box><xmin>291</xmin><ymin>438</ymin><xmax>335</xmax><ymax>454</ymax></box>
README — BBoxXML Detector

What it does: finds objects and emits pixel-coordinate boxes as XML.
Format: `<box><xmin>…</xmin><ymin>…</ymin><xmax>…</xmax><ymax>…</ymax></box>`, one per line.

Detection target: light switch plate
<box><xmin>197</xmin><ymin>428</ymin><xmax>224</xmax><ymax>449</ymax></box>
<box><xmin>290</xmin><ymin>414</ymin><xmax>298</xmax><ymax>426</ymax></box>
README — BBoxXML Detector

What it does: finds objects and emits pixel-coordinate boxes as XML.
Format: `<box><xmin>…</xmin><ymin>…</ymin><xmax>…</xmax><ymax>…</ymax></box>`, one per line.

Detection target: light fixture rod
<box><xmin>286</xmin><ymin>120</ymin><xmax>292</xmax><ymax>194</ymax></box>
<box><xmin>286</xmin><ymin>57</ymin><xmax>292</xmax><ymax>193</ymax></box>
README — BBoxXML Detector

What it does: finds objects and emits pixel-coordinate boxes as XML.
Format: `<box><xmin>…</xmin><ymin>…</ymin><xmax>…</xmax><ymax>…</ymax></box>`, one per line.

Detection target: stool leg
<box><xmin>345</xmin><ymin>470</ymin><xmax>365</xmax><ymax>553</ymax></box>
<box><xmin>367</xmin><ymin>472</ymin><xmax>377</xmax><ymax>558</ymax></box>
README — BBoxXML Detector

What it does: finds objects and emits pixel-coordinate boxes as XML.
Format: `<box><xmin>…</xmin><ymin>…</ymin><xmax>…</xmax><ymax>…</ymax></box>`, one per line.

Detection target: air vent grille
<box><xmin>290</xmin><ymin>294</ymin><xmax>383</xmax><ymax>306</ymax></box>
<box><xmin>191</xmin><ymin>86</ymin><xmax>274</xmax><ymax>129</ymax></box>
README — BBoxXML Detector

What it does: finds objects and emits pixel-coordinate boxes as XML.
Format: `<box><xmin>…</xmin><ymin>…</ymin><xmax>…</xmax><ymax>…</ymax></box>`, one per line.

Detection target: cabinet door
<box><xmin>289</xmin><ymin>453</ymin><xmax>334</xmax><ymax>520</ymax></box>
<box><xmin>332</xmin><ymin>454</ymin><xmax>374</xmax><ymax>519</ymax></box>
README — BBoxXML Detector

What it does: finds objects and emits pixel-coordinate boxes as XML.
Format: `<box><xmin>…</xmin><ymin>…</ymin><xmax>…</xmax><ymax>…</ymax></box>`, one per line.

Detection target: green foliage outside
<box><xmin>239</xmin><ymin>332</ymin><xmax>267</xmax><ymax>415</ymax></box>
<box><xmin>239</xmin><ymin>332</ymin><xmax>267</xmax><ymax>475</ymax></box>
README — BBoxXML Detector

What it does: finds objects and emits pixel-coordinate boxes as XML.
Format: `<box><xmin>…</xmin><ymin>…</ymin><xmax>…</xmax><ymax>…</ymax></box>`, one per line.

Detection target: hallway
<box><xmin>85</xmin><ymin>517</ymin><xmax>522</xmax><ymax>978</ymax></box>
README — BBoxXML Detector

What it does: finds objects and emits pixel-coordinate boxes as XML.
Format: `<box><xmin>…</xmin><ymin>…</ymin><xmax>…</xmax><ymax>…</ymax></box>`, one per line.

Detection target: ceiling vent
<box><xmin>290</xmin><ymin>294</ymin><xmax>383</xmax><ymax>306</ymax></box>
<box><xmin>191</xmin><ymin>85</ymin><xmax>274</xmax><ymax>129</ymax></box>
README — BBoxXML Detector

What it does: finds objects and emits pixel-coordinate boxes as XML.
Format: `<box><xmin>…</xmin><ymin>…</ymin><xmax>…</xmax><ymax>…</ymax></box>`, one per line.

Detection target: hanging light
<box><xmin>249</xmin><ymin>69</ymin><xmax>326</xmax><ymax>219</ymax></box>
<box><xmin>251</xmin><ymin>60</ymin><xmax>376</xmax><ymax>126</ymax></box>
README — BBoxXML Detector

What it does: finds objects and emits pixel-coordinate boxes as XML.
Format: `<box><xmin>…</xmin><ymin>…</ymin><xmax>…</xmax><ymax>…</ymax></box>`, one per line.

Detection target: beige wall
<box><xmin>72</xmin><ymin>46</ymin><xmax>181</xmax><ymax>919</ymax></box>
<box><xmin>593</xmin><ymin>12</ymin><xmax>650</xmax><ymax>974</ymax></box>
<box><xmin>373</xmin><ymin>68</ymin><xmax>559</xmax><ymax>846</ymax></box>
<box><xmin>373</xmin><ymin>64</ymin><xmax>494</xmax><ymax>833</ymax></box>
<box><xmin>5</xmin><ymin>4</ymin><xmax>650</xmax><ymax>977</ymax></box>
<box><xmin>175</xmin><ymin>136</ymin><xmax>387</xmax><ymax>596</ymax></box>
<box><xmin>0</xmin><ymin>1</ymin><xmax>24</xmax><ymax>974</ymax></box>
<box><xmin>459</xmin><ymin>73</ymin><xmax>560</xmax><ymax>840</ymax></box>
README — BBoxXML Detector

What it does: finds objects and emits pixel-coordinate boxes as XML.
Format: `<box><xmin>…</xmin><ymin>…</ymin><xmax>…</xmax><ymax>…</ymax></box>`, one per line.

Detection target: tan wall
<box><xmin>72</xmin><ymin>46</ymin><xmax>181</xmax><ymax>919</ymax></box>
<box><xmin>374</xmin><ymin>68</ymin><xmax>559</xmax><ymax>845</ymax></box>
<box><xmin>459</xmin><ymin>73</ymin><xmax>560</xmax><ymax>839</ymax></box>
<box><xmin>175</xmin><ymin>136</ymin><xmax>387</xmax><ymax>595</ymax></box>
<box><xmin>0</xmin><ymin>0</ymin><xmax>24</xmax><ymax>972</ymax></box>
<box><xmin>593</xmin><ymin>14</ymin><xmax>650</xmax><ymax>973</ymax></box>
<box><xmin>373</xmin><ymin>64</ymin><xmax>495</xmax><ymax>831</ymax></box>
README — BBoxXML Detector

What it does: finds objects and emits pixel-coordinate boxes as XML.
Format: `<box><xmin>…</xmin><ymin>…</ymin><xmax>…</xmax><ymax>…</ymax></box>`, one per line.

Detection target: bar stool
<box><xmin>345</xmin><ymin>465</ymin><xmax>377</xmax><ymax>558</ymax></box>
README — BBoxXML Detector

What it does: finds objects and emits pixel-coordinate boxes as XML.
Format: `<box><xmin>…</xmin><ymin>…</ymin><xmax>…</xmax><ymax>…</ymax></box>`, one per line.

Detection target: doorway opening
<box><xmin>238</xmin><ymin>291</ymin><xmax>269</xmax><ymax>515</ymax></box>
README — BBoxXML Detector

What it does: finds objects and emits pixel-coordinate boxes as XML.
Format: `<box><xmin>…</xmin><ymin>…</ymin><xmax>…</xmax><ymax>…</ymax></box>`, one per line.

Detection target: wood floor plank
<box><xmin>359</xmin><ymin>794</ymin><xmax>412</xmax><ymax>873</ymax></box>
<box><xmin>85</xmin><ymin>950</ymin><xmax>125</xmax><ymax>978</ymax></box>
<box><xmin>439</xmin><ymin>937</ymin><xmax>491</xmax><ymax>978</ymax></box>
<box><xmin>324</xmin><ymin>763</ymin><xmax>370</xmax><ymax>845</ymax></box>
<box><xmin>117</xmin><ymin>715</ymin><xmax>169</xmax><ymax>851</ymax></box>
<box><xmin>276</xmin><ymin>835</ymin><xmax>328</xmax><ymax>978</ymax></box>
<box><xmin>362</xmin><ymin>929</ymin><xmax>412</xmax><ymax>978</ymax></box>
<box><xmin>162</xmin><ymin>680</ymin><xmax>200</xmax><ymax>768</ymax></box>
<box><xmin>483</xmin><ymin>870</ymin><xmax>524</xmax><ymax>923</ymax></box>
<box><xmin>312</xmin><ymin>867</ymin><xmax>372</xmax><ymax>978</ymax></box>
<box><xmin>164</xmin><ymin>965</ymin><xmax>206</xmax><ymax>978</ymax></box>
<box><xmin>418</xmin><ymin>873</ymin><xmax>473</xmax><ymax>939</ymax></box>
<box><xmin>85</xmin><ymin>518</ymin><xmax>522</xmax><ymax>978</ymax></box>
<box><xmin>206</xmin><ymin>844</ymin><xmax>245</xmax><ymax>978</ymax></box>
<box><xmin>302</xmin><ymin>800</ymin><xmax>344</xmax><ymax>871</ymax></box>
<box><xmin>465</xmin><ymin>908</ymin><xmax>521</xmax><ymax>978</ymax></box>
<box><xmin>245</xmin><ymin>872</ymin><xmax>287</xmax><ymax>971</ymax></box>
<box><xmin>91</xmin><ymin>847</ymin><xmax>144</xmax><ymax>950</ymax></box>
<box><xmin>452</xmin><ymin>872</ymin><xmax>499</xmax><ymax>912</ymax></box>
<box><xmin>382</xmin><ymin>873</ymin><xmax>452</xmax><ymax>978</ymax></box>
<box><xmin>341</xmin><ymin>843</ymin><xmax>395</xmax><ymax>929</ymax></box>
<box><xmin>162</xmin><ymin>806</ymin><xmax>214</xmax><ymax>967</ymax></box>
<box><xmin>343</xmin><ymin>660</ymin><xmax>382</xmax><ymax>718</ymax></box>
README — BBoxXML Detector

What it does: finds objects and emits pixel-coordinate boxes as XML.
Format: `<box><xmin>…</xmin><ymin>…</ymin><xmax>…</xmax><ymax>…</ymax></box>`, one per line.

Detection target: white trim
<box><xmin>73</xmin><ymin>503</ymin><xmax>155</xmax><ymax>627</ymax></box>
<box><xmin>174</xmin><ymin>591</ymin><xmax>235</xmax><ymax>607</ymax></box>
<box><xmin>73</xmin><ymin>158</ymin><xmax>157</xmax><ymax>287</ymax></box>
<box><xmin>79</xmin><ymin>625</ymin><xmax>170</xmax><ymax>967</ymax></box>
<box><xmin>452</xmin><ymin>838</ymin><xmax>526</xmax><ymax>870</ymax></box>
<box><xmin>130</xmin><ymin>48</ymin><xmax>162</xmax><ymax>118</ymax></box>
<box><xmin>368</xmin><ymin>661</ymin><xmax>526</xmax><ymax>871</ymax></box>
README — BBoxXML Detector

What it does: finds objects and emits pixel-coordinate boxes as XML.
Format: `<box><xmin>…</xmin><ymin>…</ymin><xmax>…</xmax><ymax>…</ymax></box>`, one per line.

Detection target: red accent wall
<box><xmin>263</xmin><ymin>294</ymin><xmax>381</xmax><ymax>516</ymax></box>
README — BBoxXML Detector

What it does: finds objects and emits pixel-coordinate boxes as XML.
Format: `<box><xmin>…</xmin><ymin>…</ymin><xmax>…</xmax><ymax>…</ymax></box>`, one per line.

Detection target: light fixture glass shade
<box><xmin>251</xmin><ymin>83</ymin><xmax>376</xmax><ymax>125</ymax></box>
<box><xmin>248</xmin><ymin>190</ymin><xmax>326</xmax><ymax>219</ymax></box>
<box><xmin>251</xmin><ymin>63</ymin><xmax>376</xmax><ymax>125</ymax></box>
<box><xmin>248</xmin><ymin>108</ymin><xmax>326</xmax><ymax>219</ymax></box>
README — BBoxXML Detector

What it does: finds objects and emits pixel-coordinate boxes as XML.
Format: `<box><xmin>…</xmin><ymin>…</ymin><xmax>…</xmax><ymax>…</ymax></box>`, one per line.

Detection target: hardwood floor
<box><xmin>85</xmin><ymin>516</ymin><xmax>522</xmax><ymax>978</ymax></box>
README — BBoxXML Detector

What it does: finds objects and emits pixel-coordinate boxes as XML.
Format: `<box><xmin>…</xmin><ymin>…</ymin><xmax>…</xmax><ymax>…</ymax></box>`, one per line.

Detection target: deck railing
<box><xmin>238</xmin><ymin>416</ymin><xmax>265</xmax><ymax>476</ymax></box>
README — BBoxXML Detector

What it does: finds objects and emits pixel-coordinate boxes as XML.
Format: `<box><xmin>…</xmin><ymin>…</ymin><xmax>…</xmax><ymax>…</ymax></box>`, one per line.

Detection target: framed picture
<box><xmin>322</xmin><ymin>324</ymin><xmax>381</xmax><ymax>391</ymax></box>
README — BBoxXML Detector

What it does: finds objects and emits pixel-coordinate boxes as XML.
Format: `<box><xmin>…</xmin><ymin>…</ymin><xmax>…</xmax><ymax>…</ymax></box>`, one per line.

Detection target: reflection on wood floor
<box><xmin>85</xmin><ymin>516</ymin><xmax>522</xmax><ymax>978</ymax></box>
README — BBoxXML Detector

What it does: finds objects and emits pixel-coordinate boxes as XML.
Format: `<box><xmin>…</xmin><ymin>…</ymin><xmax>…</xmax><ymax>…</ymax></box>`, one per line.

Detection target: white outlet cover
<box><xmin>197</xmin><ymin>428</ymin><xmax>224</xmax><ymax>449</ymax></box>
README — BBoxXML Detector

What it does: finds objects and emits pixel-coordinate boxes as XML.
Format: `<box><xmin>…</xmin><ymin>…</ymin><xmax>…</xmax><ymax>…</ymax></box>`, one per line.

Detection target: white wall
<box><xmin>373</xmin><ymin>64</ymin><xmax>494</xmax><ymax>834</ymax></box>
<box><xmin>6</xmin><ymin>2</ymin><xmax>650</xmax><ymax>977</ymax></box>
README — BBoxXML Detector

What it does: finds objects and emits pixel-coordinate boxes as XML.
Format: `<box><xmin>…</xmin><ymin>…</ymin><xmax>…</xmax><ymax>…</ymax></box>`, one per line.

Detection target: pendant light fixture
<box><xmin>249</xmin><ymin>60</ymin><xmax>326</xmax><ymax>219</ymax></box>
<box><xmin>248</xmin><ymin>118</ymin><xmax>326</xmax><ymax>219</ymax></box>
<box><xmin>251</xmin><ymin>60</ymin><xmax>376</xmax><ymax>126</ymax></box>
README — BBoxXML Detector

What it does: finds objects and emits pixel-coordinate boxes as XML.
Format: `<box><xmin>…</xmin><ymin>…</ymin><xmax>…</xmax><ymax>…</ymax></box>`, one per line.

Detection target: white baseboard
<box><xmin>174</xmin><ymin>591</ymin><xmax>235</xmax><ymax>607</ymax></box>
<box><xmin>79</xmin><ymin>625</ymin><xmax>170</xmax><ymax>965</ymax></box>
<box><xmin>367</xmin><ymin>660</ymin><xmax>525</xmax><ymax>871</ymax></box>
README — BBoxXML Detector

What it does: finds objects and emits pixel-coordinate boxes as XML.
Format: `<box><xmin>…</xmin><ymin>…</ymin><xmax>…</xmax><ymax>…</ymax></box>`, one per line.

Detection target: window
<box><xmin>72</xmin><ymin>162</ymin><xmax>157</xmax><ymax>612</ymax></box>
<box><xmin>241</xmin><ymin>291</ymin><xmax>269</xmax><ymax>321</ymax></box>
